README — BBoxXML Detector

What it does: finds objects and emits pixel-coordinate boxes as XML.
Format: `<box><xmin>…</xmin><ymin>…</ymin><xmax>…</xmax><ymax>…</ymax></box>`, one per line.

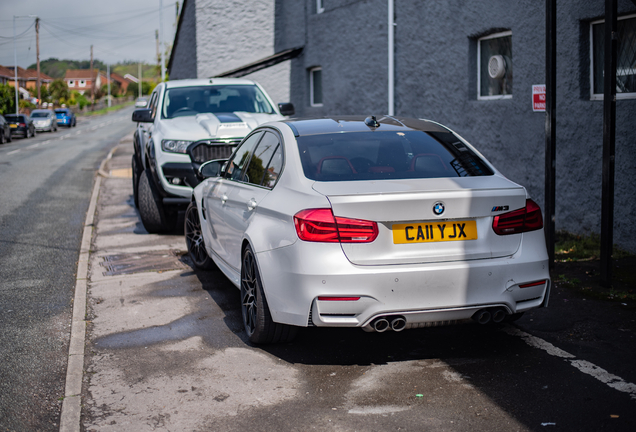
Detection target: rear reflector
<box><xmin>519</xmin><ymin>280</ymin><xmax>547</xmax><ymax>288</ymax></box>
<box><xmin>492</xmin><ymin>199</ymin><xmax>544</xmax><ymax>235</ymax></box>
<box><xmin>317</xmin><ymin>296</ymin><xmax>361</xmax><ymax>301</ymax></box>
<box><xmin>294</xmin><ymin>208</ymin><xmax>378</xmax><ymax>243</ymax></box>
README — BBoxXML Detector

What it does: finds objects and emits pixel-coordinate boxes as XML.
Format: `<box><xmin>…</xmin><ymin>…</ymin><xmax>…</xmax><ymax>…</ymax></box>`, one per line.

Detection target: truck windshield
<box><xmin>161</xmin><ymin>85</ymin><xmax>275</xmax><ymax>119</ymax></box>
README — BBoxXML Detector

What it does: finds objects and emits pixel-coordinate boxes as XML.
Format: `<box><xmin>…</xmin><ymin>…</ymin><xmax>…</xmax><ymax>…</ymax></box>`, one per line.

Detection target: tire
<box><xmin>137</xmin><ymin>169</ymin><xmax>175</xmax><ymax>233</ymax></box>
<box><xmin>6</xmin><ymin>130</ymin><xmax>11</xmax><ymax>142</ymax></box>
<box><xmin>241</xmin><ymin>245</ymin><xmax>297</xmax><ymax>344</ymax></box>
<box><xmin>185</xmin><ymin>202</ymin><xmax>215</xmax><ymax>270</ymax></box>
<box><xmin>0</xmin><ymin>130</ymin><xmax>4</xmax><ymax>144</ymax></box>
<box><xmin>131</xmin><ymin>155</ymin><xmax>141</xmax><ymax>208</ymax></box>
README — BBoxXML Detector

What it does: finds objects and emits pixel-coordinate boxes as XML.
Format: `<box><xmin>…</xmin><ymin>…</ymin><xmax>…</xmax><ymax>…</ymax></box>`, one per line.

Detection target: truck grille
<box><xmin>189</xmin><ymin>140</ymin><xmax>241</xmax><ymax>163</ymax></box>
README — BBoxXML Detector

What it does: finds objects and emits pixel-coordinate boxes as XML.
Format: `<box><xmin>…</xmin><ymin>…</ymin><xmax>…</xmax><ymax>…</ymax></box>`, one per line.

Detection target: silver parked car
<box><xmin>30</xmin><ymin>109</ymin><xmax>58</xmax><ymax>132</ymax></box>
<box><xmin>186</xmin><ymin>116</ymin><xmax>551</xmax><ymax>344</ymax></box>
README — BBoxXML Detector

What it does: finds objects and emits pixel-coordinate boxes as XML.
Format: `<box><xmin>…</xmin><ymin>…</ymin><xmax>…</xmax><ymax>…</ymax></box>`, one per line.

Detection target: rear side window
<box><xmin>242</xmin><ymin>131</ymin><xmax>283</xmax><ymax>188</ymax></box>
<box><xmin>296</xmin><ymin>130</ymin><xmax>493</xmax><ymax>181</ymax></box>
<box><xmin>226</xmin><ymin>132</ymin><xmax>263</xmax><ymax>181</ymax></box>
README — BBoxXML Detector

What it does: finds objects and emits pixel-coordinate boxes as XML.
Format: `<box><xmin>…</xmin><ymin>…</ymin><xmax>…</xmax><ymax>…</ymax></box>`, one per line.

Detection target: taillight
<box><xmin>492</xmin><ymin>199</ymin><xmax>543</xmax><ymax>235</ymax></box>
<box><xmin>294</xmin><ymin>208</ymin><xmax>378</xmax><ymax>243</ymax></box>
<box><xmin>19</xmin><ymin>123</ymin><xmax>26</xmax><ymax>127</ymax></box>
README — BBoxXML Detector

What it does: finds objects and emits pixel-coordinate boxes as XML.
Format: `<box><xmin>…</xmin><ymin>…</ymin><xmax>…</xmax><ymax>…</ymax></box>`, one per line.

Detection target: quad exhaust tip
<box><xmin>370</xmin><ymin>316</ymin><xmax>406</xmax><ymax>332</ymax></box>
<box><xmin>472</xmin><ymin>307</ymin><xmax>508</xmax><ymax>325</ymax></box>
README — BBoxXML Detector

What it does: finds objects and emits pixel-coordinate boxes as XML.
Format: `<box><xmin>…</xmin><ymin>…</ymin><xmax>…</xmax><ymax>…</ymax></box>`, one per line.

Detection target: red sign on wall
<box><xmin>533</xmin><ymin>85</ymin><xmax>546</xmax><ymax>112</ymax></box>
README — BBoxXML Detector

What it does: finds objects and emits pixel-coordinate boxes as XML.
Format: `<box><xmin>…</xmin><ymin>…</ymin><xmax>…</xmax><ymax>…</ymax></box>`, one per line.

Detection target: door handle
<box><xmin>221</xmin><ymin>194</ymin><xmax>228</xmax><ymax>204</ymax></box>
<box><xmin>247</xmin><ymin>198</ymin><xmax>257</xmax><ymax>211</ymax></box>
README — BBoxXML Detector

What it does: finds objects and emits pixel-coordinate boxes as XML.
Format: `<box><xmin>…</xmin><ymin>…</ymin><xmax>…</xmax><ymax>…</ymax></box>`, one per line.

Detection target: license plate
<box><xmin>10</xmin><ymin>124</ymin><xmax>17</xmax><ymax>128</ymax></box>
<box><xmin>393</xmin><ymin>220</ymin><xmax>478</xmax><ymax>244</ymax></box>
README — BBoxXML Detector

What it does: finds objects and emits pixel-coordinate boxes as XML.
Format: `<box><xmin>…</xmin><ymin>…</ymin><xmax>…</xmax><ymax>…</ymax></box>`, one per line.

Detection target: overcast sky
<box><xmin>0</xmin><ymin>0</ymin><xmax>179</xmax><ymax>68</ymax></box>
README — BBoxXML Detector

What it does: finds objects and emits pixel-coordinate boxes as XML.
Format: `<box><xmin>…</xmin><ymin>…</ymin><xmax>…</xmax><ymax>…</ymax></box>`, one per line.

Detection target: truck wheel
<box><xmin>138</xmin><ymin>170</ymin><xmax>173</xmax><ymax>233</ymax></box>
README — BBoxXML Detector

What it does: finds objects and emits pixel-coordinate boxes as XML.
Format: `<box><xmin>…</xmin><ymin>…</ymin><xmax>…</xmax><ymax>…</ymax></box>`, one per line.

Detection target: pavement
<box><xmin>72</xmin><ymin>134</ymin><xmax>636</xmax><ymax>431</ymax></box>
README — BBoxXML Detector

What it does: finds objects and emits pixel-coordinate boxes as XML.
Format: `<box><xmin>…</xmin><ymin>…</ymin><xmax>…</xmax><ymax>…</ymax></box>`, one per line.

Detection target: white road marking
<box><xmin>505</xmin><ymin>326</ymin><xmax>636</xmax><ymax>400</ymax></box>
<box><xmin>7</xmin><ymin>149</ymin><xmax>20</xmax><ymax>155</ymax></box>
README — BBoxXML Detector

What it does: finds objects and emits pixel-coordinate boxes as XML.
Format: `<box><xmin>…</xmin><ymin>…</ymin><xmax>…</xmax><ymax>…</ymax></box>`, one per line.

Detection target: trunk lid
<box><xmin>312</xmin><ymin>176</ymin><xmax>526</xmax><ymax>265</ymax></box>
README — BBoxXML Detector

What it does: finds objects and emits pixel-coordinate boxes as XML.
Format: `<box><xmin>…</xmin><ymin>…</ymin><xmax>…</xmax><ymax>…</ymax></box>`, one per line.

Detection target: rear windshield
<box><xmin>161</xmin><ymin>85</ymin><xmax>275</xmax><ymax>119</ymax></box>
<box><xmin>4</xmin><ymin>115</ymin><xmax>22</xmax><ymax>122</ymax></box>
<box><xmin>55</xmin><ymin>109</ymin><xmax>68</xmax><ymax>114</ymax></box>
<box><xmin>31</xmin><ymin>112</ymin><xmax>50</xmax><ymax>118</ymax></box>
<box><xmin>297</xmin><ymin>130</ymin><xmax>493</xmax><ymax>181</ymax></box>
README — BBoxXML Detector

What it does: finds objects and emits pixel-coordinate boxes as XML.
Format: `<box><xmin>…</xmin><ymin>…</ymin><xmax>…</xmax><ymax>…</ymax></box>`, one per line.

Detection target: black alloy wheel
<box><xmin>240</xmin><ymin>245</ymin><xmax>297</xmax><ymax>344</ymax></box>
<box><xmin>185</xmin><ymin>202</ymin><xmax>214</xmax><ymax>270</ymax></box>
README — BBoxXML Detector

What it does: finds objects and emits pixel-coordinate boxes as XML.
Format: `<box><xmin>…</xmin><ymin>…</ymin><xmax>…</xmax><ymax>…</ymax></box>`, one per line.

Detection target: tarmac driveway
<box><xmin>80</xmin><ymin>137</ymin><xmax>636</xmax><ymax>431</ymax></box>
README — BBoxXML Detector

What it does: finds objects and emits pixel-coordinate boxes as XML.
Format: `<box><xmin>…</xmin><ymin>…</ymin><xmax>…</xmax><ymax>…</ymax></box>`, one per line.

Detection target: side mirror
<box><xmin>132</xmin><ymin>108</ymin><xmax>153</xmax><ymax>123</ymax></box>
<box><xmin>278</xmin><ymin>102</ymin><xmax>295</xmax><ymax>116</ymax></box>
<box><xmin>198</xmin><ymin>159</ymin><xmax>227</xmax><ymax>179</ymax></box>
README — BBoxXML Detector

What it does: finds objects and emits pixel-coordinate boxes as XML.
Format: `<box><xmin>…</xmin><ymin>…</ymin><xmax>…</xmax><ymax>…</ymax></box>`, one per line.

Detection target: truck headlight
<box><xmin>161</xmin><ymin>140</ymin><xmax>192</xmax><ymax>153</ymax></box>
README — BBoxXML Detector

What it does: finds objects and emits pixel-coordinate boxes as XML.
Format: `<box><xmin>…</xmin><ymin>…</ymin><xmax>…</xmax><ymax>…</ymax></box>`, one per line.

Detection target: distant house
<box><xmin>0</xmin><ymin>65</ymin><xmax>13</xmax><ymax>85</ymax></box>
<box><xmin>109</xmin><ymin>72</ymin><xmax>132</xmax><ymax>95</ymax></box>
<box><xmin>20</xmin><ymin>67</ymin><xmax>54</xmax><ymax>91</ymax></box>
<box><xmin>0</xmin><ymin>65</ymin><xmax>53</xmax><ymax>102</ymax></box>
<box><xmin>64</xmin><ymin>69</ymin><xmax>108</xmax><ymax>95</ymax></box>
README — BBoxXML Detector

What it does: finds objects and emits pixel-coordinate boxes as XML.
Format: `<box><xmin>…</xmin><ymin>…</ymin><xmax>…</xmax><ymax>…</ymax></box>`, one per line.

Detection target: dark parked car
<box><xmin>0</xmin><ymin>115</ymin><xmax>12</xmax><ymax>143</ymax></box>
<box><xmin>4</xmin><ymin>114</ymin><xmax>36</xmax><ymax>138</ymax></box>
<box><xmin>55</xmin><ymin>108</ymin><xmax>76</xmax><ymax>127</ymax></box>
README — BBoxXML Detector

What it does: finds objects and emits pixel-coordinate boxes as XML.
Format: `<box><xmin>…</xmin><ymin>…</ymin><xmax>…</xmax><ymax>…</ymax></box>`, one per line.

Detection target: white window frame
<box><xmin>589</xmin><ymin>13</ymin><xmax>636</xmax><ymax>100</ymax></box>
<box><xmin>309</xmin><ymin>67</ymin><xmax>323</xmax><ymax>107</ymax></box>
<box><xmin>316</xmin><ymin>0</ymin><xmax>324</xmax><ymax>14</ymax></box>
<box><xmin>79</xmin><ymin>79</ymin><xmax>86</xmax><ymax>86</ymax></box>
<box><xmin>68</xmin><ymin>80</ymin><xmax>75</xmax><ymax>86</ymax></box>
<box><xmin>477</xmin><ymin>30</ymin><xmax>513</xmax><ymax>100</ymax></box>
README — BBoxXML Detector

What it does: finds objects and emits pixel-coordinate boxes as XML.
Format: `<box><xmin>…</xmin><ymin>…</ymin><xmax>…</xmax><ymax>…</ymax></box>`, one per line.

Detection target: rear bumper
<box><xmin>255</xmin><ymin>229</ymin><xmax>550</xmax><ymax>328</ymax></box>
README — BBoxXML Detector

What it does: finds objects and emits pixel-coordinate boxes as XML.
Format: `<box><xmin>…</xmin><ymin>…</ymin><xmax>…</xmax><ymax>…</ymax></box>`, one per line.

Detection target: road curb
<box><xmin>59</xmin><ymin>174</ymin><xmax>102</xmax><ymax>432</ymax></box>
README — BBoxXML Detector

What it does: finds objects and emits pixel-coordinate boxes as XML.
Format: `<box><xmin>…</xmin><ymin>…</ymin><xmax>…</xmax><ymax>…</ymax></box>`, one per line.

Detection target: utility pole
<box><xmin>107</xmin><ymin>63</ymin><xmax>111</xmax><ymax>108</ymax></box>
<box><xmin>12</xmin><ymin>15</ymin><xmax>37</xmax><ymax>114</ymax></box>
<box><xmin>160</xmin><ymin>0</ymin><xmax>165</xmax><ymax>82</ymax></box>
<box><xmin>36</xmin><ymin>17</ymin><xmax>41</xmax><ymax>107</ymax></box>
<box><xmin>156</xmin><ymin>29</ymin><xmax>160</xmax><ymax>78</ymax></box>
<box><xmin>545</xmin><ymin>0</ymin><xmax>557</xmax><ymax>270</ymax></box>
<box><xmin>13</xmin><ymin>16</ymin><xmax>19</xmax><ymax>115</ymax></box>
<box><xmin>138</xmin><ymin>62</ymin><xmax>142</xmax><ymax>98</ymax></box>
<box><xmin>90</xmin><ymin>45</ymin><xmax>94</xmax><ymax>107</ymax></box>
<box><xmin>601</xmin><ymin>0</ymin><xmax>618</xmax><ymax>287</ymax></box>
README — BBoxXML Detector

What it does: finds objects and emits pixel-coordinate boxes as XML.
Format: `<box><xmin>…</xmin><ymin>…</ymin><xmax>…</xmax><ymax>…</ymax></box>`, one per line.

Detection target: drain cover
<box><xmin>100</xmin><ymin>250</ymin><xmax>189</xmax><ymax>276</ymax></box>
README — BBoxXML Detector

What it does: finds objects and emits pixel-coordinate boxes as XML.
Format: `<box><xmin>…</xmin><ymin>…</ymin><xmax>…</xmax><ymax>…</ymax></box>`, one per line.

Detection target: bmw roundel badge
<box><xmin>433</xmin><ymin>202</ymin><xmax>445</xmax><ymax>216</ymax></box>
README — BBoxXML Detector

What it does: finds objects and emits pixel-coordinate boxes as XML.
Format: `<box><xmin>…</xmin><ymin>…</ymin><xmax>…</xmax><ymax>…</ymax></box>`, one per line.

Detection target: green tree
<box><xmin>0</xmin><ymin>84</ymin><xmax>16</xmax><ymax>115</ymax></box>
<box><xmin>48</xmin><ymin>79</ymin><xmax>69</xmax><ymax>104</ymax></box>
<box><xmin>126</xmin><ymin>81</ymin><xmax>154</xmax><ymax>97</ymax></box>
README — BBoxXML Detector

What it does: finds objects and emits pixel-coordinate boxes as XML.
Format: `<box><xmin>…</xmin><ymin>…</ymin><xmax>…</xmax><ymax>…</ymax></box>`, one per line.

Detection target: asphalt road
<box><xmin>0</xmin><ymin>106</ymin><xmax>135</xmax><ymax>431</ymax></box>
<box><xmin>82</xmin><ymin>137</ymin><xmax>636</xmax><ymax>431</ymax></box>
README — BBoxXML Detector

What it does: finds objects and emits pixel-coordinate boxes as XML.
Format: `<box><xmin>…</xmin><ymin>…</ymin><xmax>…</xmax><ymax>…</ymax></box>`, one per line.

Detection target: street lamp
<box><xmin>13</xmin><ymin>15</ymin><xmax>37</xmax><ymax>115</ymax></box>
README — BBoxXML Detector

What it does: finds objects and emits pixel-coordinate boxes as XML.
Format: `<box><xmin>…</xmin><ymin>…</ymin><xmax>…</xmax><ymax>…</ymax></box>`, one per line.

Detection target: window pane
<box><xmin>296</xmin><ymin>131</ymin><xmax>493</xmax><ymax>182</ymax></box>
<box><xmin>161</xmin><ymin>85</ymin><xmax>274</xmax><ymax>119</ymax></box>
<box><xmin>263</xmin><ymin>144</ymin><xmax>283</xmax><ymax>188</ymax></box>
<box><xmin>312</xmin><ymin>69</ymin><xmax>323</xmax><ymax>105</ymax></box>
<box><xmin>244</xmin><ymin>132</ymin><xmax>279</xmax><ymax>186</ymax></box>
<box><xmin>593</xmin><ymin>17</ymin><xmax>636</xmax><ymax>95</ymax></box>
<box><xmin>226</xmin><ymin>132</ymin><xmax>262</xmax><ymax>181</ymax></box>
<box><xmin>479</xmin><ymin>35</ymin><xmax>512</xmax><ymax>97</ymax></box>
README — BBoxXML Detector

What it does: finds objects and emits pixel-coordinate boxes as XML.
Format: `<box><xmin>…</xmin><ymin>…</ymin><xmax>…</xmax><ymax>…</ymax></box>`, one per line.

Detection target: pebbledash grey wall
<box><xmin>169</xmin><ymin>0</ymin><xmax>198</xmax><ymax>79</ymax></box>
<box><xmin>276</xmin><ymin>0</ymin><xmax>636</xmax><ymax>253</ymax></box>
<box><xmin>169</xmin><ymin>0</ymin><xmax>290</xmax><ymax>105</ymax></box>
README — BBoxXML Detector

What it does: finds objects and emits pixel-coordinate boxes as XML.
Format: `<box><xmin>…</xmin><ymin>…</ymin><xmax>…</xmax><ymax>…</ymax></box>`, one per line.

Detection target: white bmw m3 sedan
<box><xmin>185</xmin><ymin>116</ymin><xmax>550</xmax><ymax>344</ymax></box>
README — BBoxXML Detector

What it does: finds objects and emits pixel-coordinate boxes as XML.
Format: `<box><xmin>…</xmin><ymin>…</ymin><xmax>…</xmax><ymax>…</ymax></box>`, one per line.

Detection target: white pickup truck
<box><xmin>131</xmin><ymin>78</ymin><xmax>294</xmax><ymax>233</ymax></box>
